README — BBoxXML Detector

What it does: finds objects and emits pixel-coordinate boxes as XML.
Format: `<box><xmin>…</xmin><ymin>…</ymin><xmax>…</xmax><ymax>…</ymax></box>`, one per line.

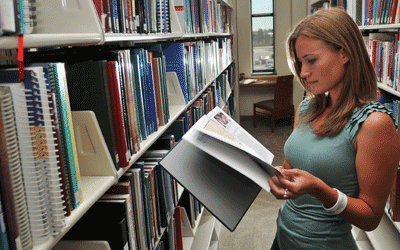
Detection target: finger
<box><xmin>274</xmin><ymin>168</ymin><xmax>284</xmax><ymax>179</ymax></box>
<box><xmin>276</xmin><ymin>171</ymin><xmax>291</xmax><ymax>187</ymax></box>
<box><xmin>277</xmin><ymin>169</ymin><xmax>297</xmax><ymax>185</ymax></box>
<box><xmin>270</xmin><ymin>176</ymin><xmax>284</xmax><ymax>188</ymax></box>
<box><xmin>268</xmin><ymin>178</ymin><xmax>284</xmax><ymax>199</ymax></box>
<box><xmin>268</xmin><ymin>177</ymin><xmax>279</xmax><ymax>190</ymax></box>
<box><xmin>268</xmin><ymin>178</ymin><xmax>290</xmax><ymax>200</ymax></box>
<box><xmin>283</xmin><ymin>189</ymin><xmax>289</xmax><ymax>199</ymax></box>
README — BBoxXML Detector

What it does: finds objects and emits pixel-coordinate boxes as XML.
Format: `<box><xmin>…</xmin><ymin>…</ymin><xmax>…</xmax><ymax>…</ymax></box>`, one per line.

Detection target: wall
<box><xmin>236</xmin><ymin>0</ymin><xmax>307</xmax><ymax>116</ymax></box>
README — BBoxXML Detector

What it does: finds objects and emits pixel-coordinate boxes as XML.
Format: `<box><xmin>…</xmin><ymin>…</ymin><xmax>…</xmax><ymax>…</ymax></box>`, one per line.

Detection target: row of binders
<box><xmin>92</xmin><ymin>0</ymin><xmax>232</xmax><ymax>34</ymax></box>
<box><xmin>0</xmin><ymin>0</ymin><xmax>36</xmax><ymax>36</ymax></box>
<box><xmin>364</xmin><ymin>32</ymin><xmax>400</xmax><ymax>92</ymax></box>
<box><xmin>92</xmin><ymin>0</ymin><xmax>171</xmax><ymax>34</ymax></box>
<box><xmin>172</xmin><ymin>0</ymin><xmax>232</xmax><ymax>34</ymax></box>
<box><xmin>332</xmin><ymin>0</ymin><xmax>400</xmax><ymax>26</ymax></box>
<box><xmin>363</xmin><ymin>0</ymin><xmax>400</xmax><ymax>26</ymax></box>
<box><xmin>310</xmin><ymin>0</ymin><xmax>400</xmax><ymax>27</ymax></box>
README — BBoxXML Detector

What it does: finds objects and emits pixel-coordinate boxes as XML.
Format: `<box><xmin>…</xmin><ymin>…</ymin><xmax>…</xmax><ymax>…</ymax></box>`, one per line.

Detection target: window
<box><xmin>251</xmin><ymin>0</ymin><xmax>275</xmax><ymax>74</ymax></box>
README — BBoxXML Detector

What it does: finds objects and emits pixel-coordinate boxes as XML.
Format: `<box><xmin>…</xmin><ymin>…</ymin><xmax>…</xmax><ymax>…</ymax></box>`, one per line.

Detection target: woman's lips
<box><xmin>308</xmin><ymin>80</ymin><xmax>317</xmax><ymax>85</ymax></box>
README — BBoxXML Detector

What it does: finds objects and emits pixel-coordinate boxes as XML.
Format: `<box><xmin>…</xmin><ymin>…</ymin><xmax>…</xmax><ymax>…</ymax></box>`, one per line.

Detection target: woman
<box><xmin>268</xmin><ymin>8</ymin><xmax>400</xmax><ymax>250</ymax></box>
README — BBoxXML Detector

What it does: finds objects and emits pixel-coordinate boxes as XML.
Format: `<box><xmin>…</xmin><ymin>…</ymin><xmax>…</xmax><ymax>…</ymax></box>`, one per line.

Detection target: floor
<box><xmin>218</xmin><ymin>116</ymin><xmax>293</xmax><ymax>250</ymax></box>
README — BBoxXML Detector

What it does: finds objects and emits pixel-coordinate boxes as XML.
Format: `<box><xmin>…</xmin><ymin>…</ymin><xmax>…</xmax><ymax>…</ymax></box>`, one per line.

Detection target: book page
<box><xmin>194</xmin><ymin>107</ymin><xmax>274</xmax><ymax>165</ymax></box>
<box><xmin>183</xmin><ymin>128</ymin><xmax>272</xmax><ymax>191</ymax></box>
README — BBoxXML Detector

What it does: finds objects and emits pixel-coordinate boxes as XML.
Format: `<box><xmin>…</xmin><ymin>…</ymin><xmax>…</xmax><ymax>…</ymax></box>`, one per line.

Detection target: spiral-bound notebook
<box><xmin>0</xmin><ymin>85</ymin><xmax>32</xmax><ymax>250</ymax></box>
<box><xmin>0</xmin><ymin>67</ymin><xmax>68</xmax><ymax>243</ymax></box>
<box><xmin>26</xmin><ymin>65</ymin><xmax>68</xmax><ymax>235</ymax></box>
<box><xmin>49</xmin><ymin>62</ymin><xmax>83</xmax><ymax>210</ymax></box>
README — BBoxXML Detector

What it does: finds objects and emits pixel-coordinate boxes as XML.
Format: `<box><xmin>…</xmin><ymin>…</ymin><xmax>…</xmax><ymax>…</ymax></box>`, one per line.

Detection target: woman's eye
<box><xmin>308</xmin><ymin>59</ymin><xmax>316</xmax><ymax>64</ymax></box>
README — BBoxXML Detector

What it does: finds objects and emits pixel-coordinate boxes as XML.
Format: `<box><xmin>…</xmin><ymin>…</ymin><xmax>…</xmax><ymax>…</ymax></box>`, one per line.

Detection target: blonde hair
<box><xmin>287</xmin><ymin>8</ymin><xmax>377</xmax><ymax>137</ymax></box>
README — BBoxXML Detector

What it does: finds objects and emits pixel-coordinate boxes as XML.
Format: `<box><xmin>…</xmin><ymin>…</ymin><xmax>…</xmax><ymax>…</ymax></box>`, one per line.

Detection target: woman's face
<box><xmin>295</xmin><ymin>35</ymin><xmax>349</xmax><ymax>101</ymax></box>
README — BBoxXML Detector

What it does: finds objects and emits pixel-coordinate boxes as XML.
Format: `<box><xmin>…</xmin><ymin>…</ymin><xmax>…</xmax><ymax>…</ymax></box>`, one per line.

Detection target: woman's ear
<box><xmin>340</xmin><ymin>48</ymin><xmax>349</xmax><ymax>65</ymax></box>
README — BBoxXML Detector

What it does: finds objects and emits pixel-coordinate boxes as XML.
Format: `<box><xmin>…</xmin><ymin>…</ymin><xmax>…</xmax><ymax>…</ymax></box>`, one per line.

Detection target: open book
<box><xmin>159</xmin><ymin>107</ymin><xmax>281</xmax><ymax>232</ymax></box>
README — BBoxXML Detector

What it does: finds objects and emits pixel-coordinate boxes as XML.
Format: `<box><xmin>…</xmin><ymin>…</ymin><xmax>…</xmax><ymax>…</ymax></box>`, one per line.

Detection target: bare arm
<box><xmin>336</xmin><ymin>112</ymin><xmax>399</xmax><ymax>230</ymax></box>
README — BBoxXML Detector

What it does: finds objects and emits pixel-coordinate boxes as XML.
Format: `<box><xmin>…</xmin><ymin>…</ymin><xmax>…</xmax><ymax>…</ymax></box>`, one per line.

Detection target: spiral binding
<box><xmin>26</xmin><ymin>67</ymin><xmax>66</xmax><ymax>237</ymax></box>
<box><xmin>0</xmin><ymin>86</ymin><xmax>33</xmax><ymax>250</ymax></box>
<box><xmin>13</xmin><ymin>84</ymin><xmax>51</xmax><ymax>242</ymax></box>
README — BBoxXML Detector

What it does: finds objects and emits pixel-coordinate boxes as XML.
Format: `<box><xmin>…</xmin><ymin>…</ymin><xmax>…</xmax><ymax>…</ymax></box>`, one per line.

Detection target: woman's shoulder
<box><xmin>299</xmin><ymin>96</ymin><xmax>312</xmax><ymax>117</ymax></box>
<box><xmin>350</xmin><ymin>101</ymin><xmax>395</xmax><ymax>124</ymax></box>
<box><xmin>346</xmin><ymin>101</ymin><xmax>396</xmax><ymax>144</ymax></box>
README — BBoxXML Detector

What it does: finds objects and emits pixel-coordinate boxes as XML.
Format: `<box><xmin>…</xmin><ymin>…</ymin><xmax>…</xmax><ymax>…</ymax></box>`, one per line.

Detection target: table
<box><xmin>239</xmin><ymin>77</ymin><xmax>277</xmax><ymax>87</ymax></box>
<box><xmin>239</xmin><ymin>77</ymin><xmax>277</xmax><ymax>117</ymax></box>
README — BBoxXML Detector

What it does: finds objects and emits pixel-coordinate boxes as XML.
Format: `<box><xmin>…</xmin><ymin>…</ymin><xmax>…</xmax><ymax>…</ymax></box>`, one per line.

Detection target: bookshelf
<box><xmin>0</xmin><ymin>0</ymin><xmax>237</xmax><ymax>250</ymax></box>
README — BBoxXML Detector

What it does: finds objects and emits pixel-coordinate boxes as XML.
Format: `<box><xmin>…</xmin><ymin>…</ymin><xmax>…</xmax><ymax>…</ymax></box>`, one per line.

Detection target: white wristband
<box><xmin>322</xmin><ymin>188</ymin><xmax>348</xmax><ymax>215</ymax></box>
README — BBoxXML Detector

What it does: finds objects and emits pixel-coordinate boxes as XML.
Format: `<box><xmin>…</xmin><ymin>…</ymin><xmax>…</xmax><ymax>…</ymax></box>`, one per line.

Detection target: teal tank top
<box><xmin>276</xmin><ymin>97</ymin><xmax>396</xmax><ymax>250</ymax></box>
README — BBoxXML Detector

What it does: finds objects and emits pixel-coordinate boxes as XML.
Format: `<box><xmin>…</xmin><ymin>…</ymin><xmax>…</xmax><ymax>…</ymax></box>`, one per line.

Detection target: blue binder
<box><xmin>162</xmin><ymin>43</ymin><xmax>188</xmax><ymax>103</ymax></box>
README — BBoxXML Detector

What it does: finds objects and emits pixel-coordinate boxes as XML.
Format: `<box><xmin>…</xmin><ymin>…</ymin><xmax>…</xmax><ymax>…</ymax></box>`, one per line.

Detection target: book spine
<box><xmin>51</xmin><ymin>64</ymin><xmax>82</xmax><ymax>210</ymax></box>
<box><xmin>107</xmin><ymin>61</ymin><xmax>129</xmax><ymax>168</ymax></box>
<box><xmin>174</xmin><ymin>206</ymin><xmax>183</xmax><ymax>250</ymax></box>
<box><xmin>48</xmin><ymin>91</ymin><xmax>72</xmax><ymax>217</ymax></box>
<box><xmin>128</xmin><ymin>167</ymin><xmax>149</xmax><ymax>250</ymax></box>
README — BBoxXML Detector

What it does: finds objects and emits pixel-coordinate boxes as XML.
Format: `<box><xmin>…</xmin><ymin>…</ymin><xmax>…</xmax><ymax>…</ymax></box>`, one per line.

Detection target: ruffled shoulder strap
<box><xmin>299</xmin><ymin>96</ymin><xmax>312</xmax><ymax>118</ymax></box>
<box><xmin>345</xmin><ymin>101</ymin><xmax>397</xmax><ymax>145</ymax></box>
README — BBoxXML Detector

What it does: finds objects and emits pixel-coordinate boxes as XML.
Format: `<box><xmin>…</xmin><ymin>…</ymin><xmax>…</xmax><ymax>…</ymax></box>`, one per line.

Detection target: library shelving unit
<box><xmin>0</xmin><ymin>0</ymin><xmax>238</xmax><ymax>250</ymax></box>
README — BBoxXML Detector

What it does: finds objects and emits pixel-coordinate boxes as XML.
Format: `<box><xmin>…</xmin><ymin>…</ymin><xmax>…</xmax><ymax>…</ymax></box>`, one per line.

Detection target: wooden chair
<box><xmin>253</xmin><ymin>75</ymin><xmax>295</xmax><ymax>132</ymax></box>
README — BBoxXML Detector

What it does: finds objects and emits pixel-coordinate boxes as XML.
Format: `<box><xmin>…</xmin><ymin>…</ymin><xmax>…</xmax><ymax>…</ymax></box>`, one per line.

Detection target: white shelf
<box><xmin>213</xmin><ymin>220</ymin><xmax>222</xmax><ymax>241</ymax></box>
<box><xmin>356</xmin><ymin>240</ymin><xmax>374</xmax><ymax>250</ymax></box>
<box><xmin>183</xmin><ymin>237</ymin><xmax>195</xmax><ymax>250</ymax></box>
<box><xmin>352</xmin><ymin>226</ymin><xmax>374</xmax><ymax>250</ymax></box>
<box><xmin>365</xmin><ymin>212</ymin><xmax>400</xmax><ymax>249</ymax></box>
<box><xmin>360</xmin><ymin>24</ymin><xmax>400</xmax><ymax>30</ymax></box>
<box><xmin>33</xmin><ymin>176</ymin><xmax>116</xmax><ymax>250</ymax></box>
<box><xmin>191</xmin><ymin>214</ymin><xmax>216</xmax><ymax>250</ymax></box>
<box><xmin>386</xmin><ymin>210</ymin><xmax>400</xmax><ymax>233</ymax></box>
<box><xmin>0</xmin><ymin>33</ymin><xmax>104</xmax><ymax>49</ymax></box>
<box><xmin>209</xmin><ymin>241</ymin><xmax>218</xmax><ymax>250</ymax></box>
<box><xmin>104</xmin><ymin>33</ymin><xmax>233</xmax><ymax>44</ymax></box>
<box><xmin>181</xmin><ymin>207</ymin><xmax>221</xmax><ymax>250</ymax></box>
<box><xmin>378</xmin><ymin>83</ymin><xmax>400</xmax><ymax>98</ymax></box>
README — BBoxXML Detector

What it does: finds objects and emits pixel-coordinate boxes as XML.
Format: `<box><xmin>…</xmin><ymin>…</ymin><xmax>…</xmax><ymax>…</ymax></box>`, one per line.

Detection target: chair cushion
<box><xmin>254</xmin><ymin>100</ymin><xmax>274</xmax><ymax>108</ymax></box>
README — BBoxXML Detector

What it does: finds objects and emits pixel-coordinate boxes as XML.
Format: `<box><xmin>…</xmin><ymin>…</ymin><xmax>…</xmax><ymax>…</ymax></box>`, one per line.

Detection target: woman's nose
<box><xmin>300</xmin><ymin>66</ymin><xmax>310</xmax><ymax>78</ymax></box>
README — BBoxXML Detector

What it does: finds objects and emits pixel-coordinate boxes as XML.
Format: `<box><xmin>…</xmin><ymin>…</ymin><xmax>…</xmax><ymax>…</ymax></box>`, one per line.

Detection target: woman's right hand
<box><xmin>268</xmin><ymin>159</ymin><xmax>294</xmax><ymax>200</ymax></box>
<box><xmin>268</xmin><ymin>166</ymin><xmax>290</xmax><ymax>200</ymax></box>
